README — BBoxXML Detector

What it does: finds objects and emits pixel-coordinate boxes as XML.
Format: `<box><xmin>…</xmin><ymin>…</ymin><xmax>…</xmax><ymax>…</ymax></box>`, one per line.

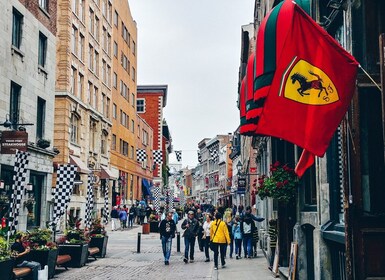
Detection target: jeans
<box><xmin>128</xmin><ymin>215</ymin><xmax>134</xmax><ymax>227</ymax></box>
<box><xmin>17</xmin><ymin>261</ymin><xmax>41</xmax><ymax>280</ymax></box>
<box><xmin>234</xmin><ymin>239</ymin><xmax>242</xmax><ymax>257</ymax></box>
<box><xmin>211</xmin><ymin>242</ymin><xmax>227</xmax><ymax>268</ymax></box>
<box><xmin>184</xmin><ymin>237</ymin><xmax>196</xmax><ymax>260</ymax></box>
<box><xmin>243</xmin><ymin>236</ymin><xmax>252</xmax><ymax>257</ymax></box>
<box><xmin>161</xmin><ymin>236</ymin><xmax>172</xmax><ymax>261</ymax></box>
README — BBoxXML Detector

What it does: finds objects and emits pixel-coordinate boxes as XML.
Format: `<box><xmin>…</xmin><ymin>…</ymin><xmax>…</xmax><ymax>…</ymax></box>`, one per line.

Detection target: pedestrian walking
<box><xmin>172</xmin><ymin>209</ymin><xmax>179</xmax><ymax>231</ymax></box>
<box><xmin>232</xmin><ymin>215</ymin><xmax>243</xmax><ymax>259</ymax></box>
<box><xmin>181</xmin><ymin>210</ymin><xmax>199</xmax><ymax>263</ymax></box>
<box><xmin>128</xmin><ymin>205</ymin><xmax>135</xmax><ymax>228</ymax></box>
<box><xmin>119</xmin><ymin>206</ymin><xmax>127</xmax><ymax>230</ymax></box>
<box><xmin>110</xmin><ymin>206</ymin><xmax>120</xmax><ymax>231</ymax></box>
<box><xmin>159</xmin><ymin>211</ymin><xmax>176</xmax><ymax>265</ymax></box>
<box><xmin>196</xmin><ymin>209</ymin><xmax>204</xmax><ymax>252</ymax></box>
<box><xmin>224</xmin><ymin>208</ymin><xmax>234</xmax><ymax>258</ymax></box>
<box><xmin>252</xmin><ymin>224</ymin><xmax>259</xmax><ymax>257</ymax></box>
<box><xmin>210</xmin><ymin>212</ymin><xmax>230</xmax><ymax>270</ymax></box>
<box><xmin>202</xmin><ymin>213</ymin><xmax>213</xmax><ymax>262</ymax></box>
<box><xmin>240</xmin><ymin>206</ymin><xmax>255</xmax><ymax>258</ymax></box>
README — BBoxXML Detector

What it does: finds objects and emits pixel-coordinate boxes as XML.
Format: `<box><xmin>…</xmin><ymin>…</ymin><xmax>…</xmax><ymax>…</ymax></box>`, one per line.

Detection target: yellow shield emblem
<box><xmin>281</xmin><ymin>59</ymin><xmax>339</xmax><ymax>105</ymax></box>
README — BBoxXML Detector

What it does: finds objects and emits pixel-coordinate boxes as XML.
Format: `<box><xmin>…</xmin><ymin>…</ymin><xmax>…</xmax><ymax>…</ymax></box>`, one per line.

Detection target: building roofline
<box><xmin>137</xmin><ymin>85</ymin><xmax>168</xmax><ymax>107</ymax></box>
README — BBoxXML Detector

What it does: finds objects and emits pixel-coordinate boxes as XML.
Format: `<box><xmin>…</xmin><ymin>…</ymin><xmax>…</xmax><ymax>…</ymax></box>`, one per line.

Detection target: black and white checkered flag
<box><xmin>175</xmin><ymin>150</ymin><xmax>182</xmax><ymax>162</ymax></box>
<box><xmin>8</xmin><ymin>151</ymin><xmax>30</xmax><ymax>235</ymax></box>
<box><xmin>180</xmin><ymin>189</ymin><xmax>185</xmax><ymax>207</ymax></box>
<box><xmin>136</xmin><ymin>149</ymin><xmax>147</xmax><ymax>162</ymax></box>
<box><xmin>103</xmin><ymin>179</ymin><xmax>109</xmax><ymax>225</ymax></box>
<box><xmin>153</xmin><ymin>186</ymin><xmax>161</xmax><ymax>214</ymax></box>
<box><xmin>153</xmin><ymin>150</ymin><xmax>163</xmax><ymax>165</ymax></box>
<box><xmin>198</xmin><ymin>151</ymin><xmax>202</xmax><ymax>163</ymax></box>
<box><xmin>169</xmin><ymin>187</ymin><xmax>174</xmax><ymax>212</ymax></box>
<box><xmin>51</xmin><ymin>165</ymin><xmax>77</xmax><ymax>228</ymax></box>
<box><xmin>85</xmin><ymin>175</ymin><xmax>94</xmax><ymax>228</ymax></box>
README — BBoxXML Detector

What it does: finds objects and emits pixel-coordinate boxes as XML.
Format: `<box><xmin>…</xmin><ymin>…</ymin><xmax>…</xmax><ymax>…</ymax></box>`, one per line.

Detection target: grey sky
<box><xmin>129</xmin><ymin>0</ymin><xmax>254</xmax><ymax>168</ymax></box>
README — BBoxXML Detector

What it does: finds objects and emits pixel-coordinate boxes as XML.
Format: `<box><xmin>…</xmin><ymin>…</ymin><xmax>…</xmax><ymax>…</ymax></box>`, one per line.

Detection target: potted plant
<box><xmin>25</xmin><ymin>228</ymin><xmax>58</xmax><ymax>279</ymax></box>
<box><xmin>89</xmin><ymin>219</ymin><xmax>108</xmax><ymax>258</ymax></box>
<box><xmin>257</xmin><ymin>161</ymin><xmax>299</xmax><ymax>203</ymax></box>
<box><xmin>58</xmin><ymin>229</ymin><xmax>89</xmax><ymax>267</ymax></box>
<box><xmin>0</xmin><ymin>236</ymin><xmax>15</xmax><ymax>280</ymax></box>
<box><xmin>37</xmin><ymin>139</ymin><xmax>51</xmax><ymax>149</ymax></box>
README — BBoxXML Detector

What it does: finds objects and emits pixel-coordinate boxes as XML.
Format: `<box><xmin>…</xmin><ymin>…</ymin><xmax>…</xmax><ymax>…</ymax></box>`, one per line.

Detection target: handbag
<box><xmin>209</xmin><ymin>220</ymin><xmax>221</xmax><ymax>251</ymax></box>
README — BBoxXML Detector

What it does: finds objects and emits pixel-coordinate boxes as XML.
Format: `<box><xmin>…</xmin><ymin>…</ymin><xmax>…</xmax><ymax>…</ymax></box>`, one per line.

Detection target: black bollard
<box><xmin>176</xmin><ymin>232</ymin><xmax>180</xmax><ymax>252</ymax></box>
<box><xmin>137</xmin><ymin>232</ymin><xmax>141</xmax><ymax>253</ymax></box>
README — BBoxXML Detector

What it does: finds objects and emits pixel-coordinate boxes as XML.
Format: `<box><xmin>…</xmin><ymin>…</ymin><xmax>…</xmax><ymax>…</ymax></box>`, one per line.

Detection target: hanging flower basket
<box><xmin>257</xmin><ymin>161</ymin><xmax>299</xmax><ymax>203</ymax></box>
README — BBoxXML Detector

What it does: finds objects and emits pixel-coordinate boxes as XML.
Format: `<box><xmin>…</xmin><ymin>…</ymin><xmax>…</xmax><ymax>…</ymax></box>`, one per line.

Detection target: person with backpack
<box><xmin>240</xmin><ymin>206</ymin><xmax>255</xmax><ymax>258</ymax></box>
<box><xmin>181</xmin><ymin>210</ymin><xmax>200</xmax><ymax>263</ymax></box>
<box><xmin>119</xmin><ymin>206</ymin><xmax>128</xmax><ymax>230</ymax></box>
<box><xmin>232</xmin><ymin>215</ymin><xmax>243</xmax><ymax>259</ymax></box>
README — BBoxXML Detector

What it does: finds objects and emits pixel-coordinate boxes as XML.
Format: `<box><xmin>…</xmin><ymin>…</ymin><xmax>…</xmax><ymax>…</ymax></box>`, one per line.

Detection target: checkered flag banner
<box><xmin>175</xmin><ymin>150</ymin><xmax>182</xmax><ymax>162</ymax></box>
<box><xmin>51</xmin><ymin>164</ymin><xmax>77</xmax><ymax>228</ymax></box>
<box><xmin>197</xmin><ymin>150</ymin><xmax>202</xmax><ymax>163</ymax></box>
<box><xmin>8</xmin><ymin>151</ymin><xmax>30</xmax><ymax>236</ymax></box>
<box><xmin>168</xmin><ymin>187</ymin><xmax>174</xmax><ymax>213</ymax></box>
<box><xmin>209</xmin><ymin>147</ymin><xmax>218</xmax><ymax>162</ymax></box>
<box><xmin>136</xmin><ymin>149</ymin><xmax>147</xmax><ymax>162</ymax></box>
<box><xmin>153</xmin><ymin>186</ymin><xmax>161</xmax><ymax>214</ymax></box>
<box><xmin>85</xmin><ymin>175</ymin><xmax>94</xmax><ymax>228</ymax></box>
<box><xmin>153</xmin><ymin>149</ymin><xmax>163</xmax><ymax>165</ymax></box>
<box><xmin>103</xmin><ymin>179</ymin><xmax>109</xmax><ymax>225</ymax></box>
<box><xmin>180</xmin><ymin>189</ymin><xmax>185</xmax><ymax>207</ymax></box>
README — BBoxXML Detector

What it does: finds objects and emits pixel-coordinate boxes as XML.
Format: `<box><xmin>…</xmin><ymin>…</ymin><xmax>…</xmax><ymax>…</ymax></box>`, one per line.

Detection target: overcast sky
<box><xmin>129</xmin><ymin>0</ymin><xmax>255</xmax><ymax>168</ymax></box>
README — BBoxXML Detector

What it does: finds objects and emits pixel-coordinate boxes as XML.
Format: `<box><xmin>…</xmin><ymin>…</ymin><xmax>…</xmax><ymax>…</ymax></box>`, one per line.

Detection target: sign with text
<box><xmin>237</xmin><ymin>176</ymin><xmax>246</xmax><ymax>194</ymax></box>
<box><xmin>0</xmin><ymin>131</ymin><xmax>28</xmax><ymax>154</ymax></box>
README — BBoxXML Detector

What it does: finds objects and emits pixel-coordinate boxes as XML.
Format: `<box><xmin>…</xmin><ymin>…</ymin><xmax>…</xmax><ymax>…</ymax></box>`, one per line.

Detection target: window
<box><xmin>87</xmin><ymin>81</ymin><xmax>92</xmax><ymax>105</ymax></box>
<box><xmin>70</xmin><ymin>67</ymin><xmax>76</xmax><ymax>95</ymax></box>
<box><xmin>112</xmin><ymin>103</ymin><xmax>117</xmax><ymax>119</ymax></box>
<box><xmin>93</xmin><ymin>86</ymin><xmax>98</xmax><ymax>109</ymax></box>
<box><xmin>71</xmin><ymin>26</ymin><xmax>77</xmax><ymax>55</ymax></box>
<box><xmin>88</xmin><ymin>44</ymin><xmax>94</xmax><ymax>70</ymax></box>
<box><xmin>101</xmin><ymin>131</ymin><xmax>107</xmax><ymax>155</ymax></box>
<box><xmin>130</xmin><ymin>145</ymin><xmax>134</xmax><ymax>159</ymax></box>
<box><xmin>106</xmin><ymin>97</ymin><xmax>110</xmax><ymax>118</ymax></box>
<box><xmin>113</xmin><ymin>72</ymin><xmax>117</xmax><ymax>88</ymax></box>
<box><xmin>94</xmin><ymin>50</ymin><xmax>99</xmax><ymax>76</ymax></box>
<box><xmin>113</xmin><ymin>41</ymin><xmax>118</xmax><ymax>57</ymax></box>
<box><xmin>89</xmin><ymin>9</ymin><xmax>94</xmax><ymax>34</ymax></box>
<box><xmin>79</xmin><ymin>33</ymin><xmax>85</xmax><ymax>61</ymax></box>
<box><xmin>120</xmin><ymin>139</ymin><xmax>128</xmax><ymax>156</ymax></box>
<box><xmin>137</xmin><ymin>98</ymin><xmax>145</xmax><ymax>112</ymax></box>
<box><xmin>131</xmin><ymin>119</ymin><xmax>134</xmax><ymax>133</ymax></box>
<box><xmin>79</xmin><ymin>0</ymin><xmax>85</xmax><ymax>22</ymax></box>
<box><xmin>36</xmin><ymin>97</ymin><xmax>46</xmax><ymax>139</ymax></box>
<box><xmin>102</xmin><ymin>26</ymin><xmax>107</xmax><ymax>51</ymax></box>
<box><xmin>12</xmin><ymin>8</ymin><xmax>23</xmax><ymax>49</ymax></box>
<box><xmin>132</xmin><ymin>41</ymin><xmax>136</xmax><ymax>55</ymax></box>
<box><xmin>107</xmin><ymin>65</ymin><xmax>111</xmax><ymax>87</ymax></box>
<box><xmin>102</xmin><ymin>93</ymin><xmax>106</xmax><ymax>115</ymax></box>
<box><xmin>70</xmin><ymin>113</ymin><xmax>79</xmax><ymax>143</ymax></box>
<box><xmin>114</xmin><ymin>11</ymin><xmax>118</xmax><ymax>27</ymax></box>
<box><xmin>102</xmin><ymin>59</ymin><xmax>106</xmax><ymax>84</ymax></box>
<box><xmin>77</xmin><ymin>72</ymin><xmax>83</xmax><ymax>99</ymax></box>
<box><xmin>131</xmin><ymin>93</ymin><xmax>135</xmax><ymax>106</ymax></box>
<box><xmin>131</xmin><ymin>67</ymin><xmax>136</xmax><ymax>81</ymax></box>
<box><xmin>142</xmin><ymin>130</ymin><xmax>149</xmax><ymax>145</ymax></box>
<box><xmin>39</xmin><ymin>0</ymin><xmax>48</xmax><ymax>11</ymax></box>
<box><xmin>112</xmin><ymin>134</ymin><xmax>116</xmax><ymax>150</ymax></box>
<box><xmin>95</xmin><ymin>16</ymin><xmax>100</xmax><ymax>41</ymax></box>
<box><xmin>107</xmin><ymin>33</ymin><xmax>111</xmax><ymax>56</ymax></box>
<box><xmin>89</xmin><ymin>121</ymin><xmax>96</xmax><ymax>151</ymax></box>
<box><xmin>38</xmin><ymin>32</ymin><xmax>47</xmax><ymax>68</ymax></box>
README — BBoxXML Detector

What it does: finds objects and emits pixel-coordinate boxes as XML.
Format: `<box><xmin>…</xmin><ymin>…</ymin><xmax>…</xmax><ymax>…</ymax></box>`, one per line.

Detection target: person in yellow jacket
<box><xmin>210</xmin><ymin>212</ymin><xmax>231</xmax><ymax>270</ymax></box>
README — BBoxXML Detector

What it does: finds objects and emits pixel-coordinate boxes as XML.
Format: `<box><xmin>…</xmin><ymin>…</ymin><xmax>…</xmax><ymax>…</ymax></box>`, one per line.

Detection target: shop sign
<box><xmin>0</xmin><ymin>131</ymin><xmax>28</xmax><ymax>154</ymax></box>
<box><xmin>237</xmin><ymin>176</ymin><xmax>246</xmax><ymax>194</ymax></box>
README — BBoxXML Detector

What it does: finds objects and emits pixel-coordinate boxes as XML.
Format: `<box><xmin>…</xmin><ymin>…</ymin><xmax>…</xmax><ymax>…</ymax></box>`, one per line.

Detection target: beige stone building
<box><xmin>54</xmin><ymin>0</ymin><xmax>114</xmax><ymax>226</ymax></box>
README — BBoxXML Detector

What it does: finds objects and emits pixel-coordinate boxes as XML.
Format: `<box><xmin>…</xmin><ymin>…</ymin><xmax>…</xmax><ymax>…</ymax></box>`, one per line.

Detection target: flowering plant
<box><xmin>257</xmin><ymin>161</ymin><xmax>298</xmax><ymax>203</ymax></box>
<box><xmin>27</xmin><ymin>228</ymin><xmax>57</xmax><ymax>250</ymax></box>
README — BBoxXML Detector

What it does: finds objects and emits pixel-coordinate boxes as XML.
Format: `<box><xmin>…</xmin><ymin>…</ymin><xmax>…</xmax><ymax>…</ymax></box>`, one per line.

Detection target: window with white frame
<box><xmin>39</xmin><ymin>0</ymin><xmax>48</xmax><ymax>11</ymax></box>
<box><xmin>70</xmin><ymin>113</ymin><xmax>79</xmax><ymax>143</ymax></box>
<box><xmin>137</xmin><ymin>98</ymin><xmax>145</xmax><ymax>113</ymax></box>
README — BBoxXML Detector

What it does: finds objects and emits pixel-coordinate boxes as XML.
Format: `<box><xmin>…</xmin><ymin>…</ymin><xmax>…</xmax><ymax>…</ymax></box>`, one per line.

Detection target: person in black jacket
<box><xmin>181</xmin><ymin>210</ymin><xmax>200</xmax><ymax>263</ymax></box>
<box><xmin>159</xmin><ymin>212</ymin><xmax>176</xmax><ymax>265</ymax></box>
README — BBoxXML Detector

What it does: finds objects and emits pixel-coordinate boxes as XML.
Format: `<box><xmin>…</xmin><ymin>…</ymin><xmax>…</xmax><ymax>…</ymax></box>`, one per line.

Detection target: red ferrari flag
<box><xmin>255</xmin><ymin>1</ymin><xmax>359</xmax><ymax>163</ymax></box>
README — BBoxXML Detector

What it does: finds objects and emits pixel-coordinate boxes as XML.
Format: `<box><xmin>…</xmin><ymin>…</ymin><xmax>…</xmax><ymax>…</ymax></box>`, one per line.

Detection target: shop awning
<box><xmin>69</xmin><ymin>155</ymin><xmax>90</xmax><ymax>174</ymax></box>
<box><xmin>100</xmin><ymin>165</ymin><xmax>117</xmax><ymax>179</ymax></box>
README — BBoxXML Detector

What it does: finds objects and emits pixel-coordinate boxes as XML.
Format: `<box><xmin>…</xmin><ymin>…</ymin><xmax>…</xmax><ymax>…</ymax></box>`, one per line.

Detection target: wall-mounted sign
<box><xmin>237</xmin><ymin>176</ymin><xmax>246</xmax><ymax>194</ymax></box>
<box><xmin>0</xmin><ymin>131</ymin><xmax>28</xmax><ymax>154</ymax></box>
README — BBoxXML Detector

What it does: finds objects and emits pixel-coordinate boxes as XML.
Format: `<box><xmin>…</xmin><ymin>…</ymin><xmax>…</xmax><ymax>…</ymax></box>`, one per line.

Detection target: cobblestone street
<box><xmin>54</xmin><ymin>224</ymin><xmax>273</xmax><ymax>280</ymax></box>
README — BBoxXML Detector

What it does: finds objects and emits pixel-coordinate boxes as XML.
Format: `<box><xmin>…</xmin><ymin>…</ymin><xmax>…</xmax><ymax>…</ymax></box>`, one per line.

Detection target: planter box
<box><xmin>27</xmin><ymin>249</ymin><xmax>58</xmax><ymax>279</ymax></box>
<box><xmin>58</xmin><ymin>243</ymin><xmax>89</xmax><ymax>268</ymax></box>
<box><xmin>0</xmin><ymin>259</ymin><xmax>14</xmax><ymax>280</ymax></box>
<box><xmin>149</xmin><ymin>221</ymin><xmax>159</xmax><ymax>233</ymax></box>
<box><xmin>89</xmin><ymin>236</ymin><xmax>108</xmax><ymax>258</ymax></box>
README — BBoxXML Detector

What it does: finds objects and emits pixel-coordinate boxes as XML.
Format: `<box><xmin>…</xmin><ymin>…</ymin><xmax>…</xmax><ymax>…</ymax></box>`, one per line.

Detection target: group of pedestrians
<box><xmin>110</xmin><ymin>204</ymin><xmax>146</xmax><ymax>231</ymax></box>
<box><xmin>158</xmin><ymin>204</ymin><xmax>271</xmax><ymax>271</ymax></box>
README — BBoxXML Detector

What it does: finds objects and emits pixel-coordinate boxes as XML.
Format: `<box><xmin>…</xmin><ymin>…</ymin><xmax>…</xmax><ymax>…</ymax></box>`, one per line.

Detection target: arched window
<box><xmin>101</xmin><ymin>129</ymin><xmax>108</xmax><ymax>155</ymax></box>
<box><xmin>70</xmin><ymin>113</ymin><xmax>80</xmax><ymax>144</ymax></box>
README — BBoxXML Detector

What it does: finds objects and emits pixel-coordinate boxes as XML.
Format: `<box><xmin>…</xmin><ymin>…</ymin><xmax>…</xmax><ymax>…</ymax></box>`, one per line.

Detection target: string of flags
<box><xmin>175</xmin><ymin>150</ymin><xmax>182</xmax><ymax>162</ymax></box>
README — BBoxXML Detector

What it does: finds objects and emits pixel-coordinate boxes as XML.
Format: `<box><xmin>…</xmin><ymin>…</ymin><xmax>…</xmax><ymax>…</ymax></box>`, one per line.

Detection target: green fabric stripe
<box><xmin>246</xmin><ymin>98</ymin><xmax>265</xmax><ymax>111</ymax></box>
<box><xmin>254</xmin><ymin>72</ymin><xmax>274</xmax><ymax>91</ymax></box>
<box><xmin>240</xmin><ymin>116</ymin><xmax>247</xmax><ymax>125</ymax></box>
<box><xmin>264</xmin><ymin>2</ymin><xmax>283</xmax><ymax>73</ymax></box>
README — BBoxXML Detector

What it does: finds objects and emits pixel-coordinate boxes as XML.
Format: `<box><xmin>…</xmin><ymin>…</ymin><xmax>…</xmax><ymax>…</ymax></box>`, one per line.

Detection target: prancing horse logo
<box><xmin>290</xmin><ymin>71</ymin><xmax>327</xmax><ymax>98</ymax></box>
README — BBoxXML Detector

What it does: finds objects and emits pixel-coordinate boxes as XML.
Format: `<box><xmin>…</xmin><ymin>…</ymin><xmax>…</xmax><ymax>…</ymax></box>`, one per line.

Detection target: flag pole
<box><xmin>359</xmin><ymin>65</ymin><xmax>381</xmax><ymax>91</ymax></box>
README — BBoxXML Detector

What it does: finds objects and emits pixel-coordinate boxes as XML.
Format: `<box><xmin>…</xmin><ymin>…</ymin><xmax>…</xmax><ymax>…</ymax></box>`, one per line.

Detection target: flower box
<box><xmin>27</xmin><ymin>249</ymin><xmax>58</xmax><ymax>279</ymax></box>
<box><xmin>0</xmin><ymin>258</ymin><xmax>14</xmax><ymax>280</ymax></box>
<box><xmin>89</xmin><ymin>236</ymin><xmax>108</xmax><ymax>258</ymax></box>
<box><xmin>58</xmin><ymin>243</ymin><xmax>89</xmax><ymax>268</ymax></box>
